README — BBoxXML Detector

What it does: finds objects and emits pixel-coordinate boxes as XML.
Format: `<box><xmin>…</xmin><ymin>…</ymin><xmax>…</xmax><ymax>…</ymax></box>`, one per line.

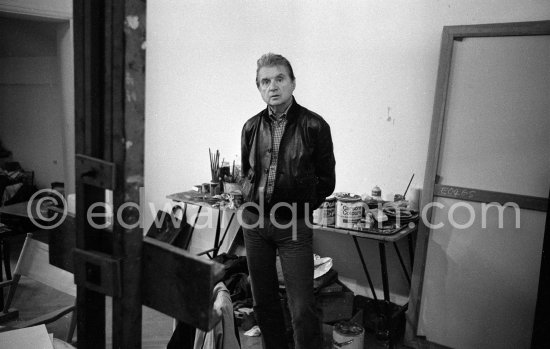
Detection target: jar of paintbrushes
<box><xmin>209</xmin><ymin>149</ymin><xmax>242</xmax><ymax>195</ymax></box>
<box><xmin>209</xmin><ymin>148</ymin><xmax>221</xmax><ymax>195</ymax></box>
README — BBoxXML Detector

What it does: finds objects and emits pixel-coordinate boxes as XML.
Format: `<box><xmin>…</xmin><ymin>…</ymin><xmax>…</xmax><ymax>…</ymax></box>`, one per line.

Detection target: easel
<box><xmin>49</xmin><ymin>1</ymin><xmax>224</xmax><ymax>348</ymax></box>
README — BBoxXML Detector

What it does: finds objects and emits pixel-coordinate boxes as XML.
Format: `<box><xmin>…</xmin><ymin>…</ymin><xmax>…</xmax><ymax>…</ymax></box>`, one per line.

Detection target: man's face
<box><xmin>257</xmin><ymin>65</ymin><xmax>296</xmax><ymax>111</ymax></box>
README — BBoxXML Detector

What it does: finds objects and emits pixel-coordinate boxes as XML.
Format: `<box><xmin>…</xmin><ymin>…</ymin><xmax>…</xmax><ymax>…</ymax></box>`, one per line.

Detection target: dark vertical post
<box><xmin>75</xmin><ymin>185</ymin><xmax>107</xmax><ymax>349</ymax></box>
<box><xmin>73</xmin><ymin>0</ymin><xmax>146</xmax><ymax>347</ymax></box>
<box><xmin>110</xmin><ymin>0</ymin><xmax>146</xmax><ymax>347</ymax></box>
<box><xmin>74</xmin><ymin>1</ymin><xmax>107</xmax><ymax>348</ymax></box>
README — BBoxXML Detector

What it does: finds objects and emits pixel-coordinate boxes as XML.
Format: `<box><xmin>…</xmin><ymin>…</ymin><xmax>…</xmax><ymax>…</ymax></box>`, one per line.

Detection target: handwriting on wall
<box><xmin>435</xmin><ymin>185</ymin><xmax>476</xmax><ymax>200</ymax></box>
<box><xmin>433</xmin><ymin>184</ymin><xmax>547</xmax><ymax>211</ymax></box>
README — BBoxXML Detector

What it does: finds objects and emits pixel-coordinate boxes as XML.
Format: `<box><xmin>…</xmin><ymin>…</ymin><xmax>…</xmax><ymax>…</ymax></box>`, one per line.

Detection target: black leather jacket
<box><xmin>241</xmin><ymin>98</ymin><xmax>336</xmax><ymax>217</ymax></box>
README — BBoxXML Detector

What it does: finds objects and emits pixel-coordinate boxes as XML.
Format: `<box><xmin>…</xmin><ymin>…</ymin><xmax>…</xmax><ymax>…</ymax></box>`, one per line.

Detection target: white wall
<box><xmin>145</xmin><ymin>1</ymin><xmax>550</xmax><ymax>300</ymax></box>
<box><xmin>0</xmin><ymin>17</ymin><xmax>65</xmax><ymax>189</ymax></box>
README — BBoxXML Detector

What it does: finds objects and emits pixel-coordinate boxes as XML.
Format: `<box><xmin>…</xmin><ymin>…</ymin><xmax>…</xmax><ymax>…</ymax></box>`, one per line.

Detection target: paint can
<box><xmin>332</xmin><ymin>321</ymin><xmax>364</xmax><ymax>349</ymax></box>
<box><xmin>335</xmin><ymin>194</ymin><xmax>363</xmax><ymax>228</ymax></box>
<box><xmin>315</xmin><ymin>196</ymin><xmax>336</xmax><ymax>226</ymax></box>
<box><xmin>371</xmin><ymin>185</ymin><xmax>382</xmax><ymax>200</ymax></box>
<box><xmin>231</xmin><ymin>191</ymin><xmax>243</xmax><ymax>208</ymax></box>
<box><xmin>209</xmin><ymin>181</ymin><xmax>220</xmax><ymax>195</ymax></box>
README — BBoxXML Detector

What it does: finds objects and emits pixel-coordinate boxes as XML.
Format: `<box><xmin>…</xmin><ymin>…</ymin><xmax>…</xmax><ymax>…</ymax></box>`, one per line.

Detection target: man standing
<box><xmin>240</xmin><ymin>53</ymin><xmax>336</xmax><ymax>349</ymax></box>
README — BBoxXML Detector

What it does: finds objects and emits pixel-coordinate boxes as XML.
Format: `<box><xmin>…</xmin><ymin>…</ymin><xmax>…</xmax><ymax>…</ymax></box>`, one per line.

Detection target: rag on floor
<box><xmin>193</xmin><ymin>282</ymin><xmax>240</xmax><ymax>349</ymax></box>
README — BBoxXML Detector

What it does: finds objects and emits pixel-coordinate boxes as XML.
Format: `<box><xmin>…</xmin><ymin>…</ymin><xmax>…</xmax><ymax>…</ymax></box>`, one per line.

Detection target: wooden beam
<box><xmin>71</xmin><ymin>0</ymin><xmax>227</xmax><ymax>347</ymax></box>
<box><xmin>446</xmin><ymin>20</ymin><xmax>550</xmax><ymax>39</ymax></box>
<box><xmin>74</xmin><ymin>1</ymin><xmax>114</xmax><ymax>347</ymax></box>
<box><xmin>109</xmin><ymin>0</ymin><xmax>146</xmax><ymax>347</ymax></box>
<box><xmin>405</xmin><ymin>26</ymin><xmax>455</xmax><ymax>347</ymax></box>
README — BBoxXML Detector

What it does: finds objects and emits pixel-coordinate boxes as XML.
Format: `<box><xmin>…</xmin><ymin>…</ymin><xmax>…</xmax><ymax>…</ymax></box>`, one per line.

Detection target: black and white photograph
<box><xmin>0</xmin><ymin>1</ymin><xmax>549</xmax><ymax>348</ymax></box>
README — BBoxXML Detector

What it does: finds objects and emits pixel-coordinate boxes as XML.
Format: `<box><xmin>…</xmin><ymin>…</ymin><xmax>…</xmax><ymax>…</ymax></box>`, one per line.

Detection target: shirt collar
<box><xmin>268</xmin><ymin>98</ymin><xmax>293</xmax><ymax>122</ymax></box>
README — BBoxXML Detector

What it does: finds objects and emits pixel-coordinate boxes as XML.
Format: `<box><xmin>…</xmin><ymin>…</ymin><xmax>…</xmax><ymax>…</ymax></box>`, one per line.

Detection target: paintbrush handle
<box><xmin>404</xmin><ymin>173</ymin><xmax>415</xmax><ymax>197</ymax></box>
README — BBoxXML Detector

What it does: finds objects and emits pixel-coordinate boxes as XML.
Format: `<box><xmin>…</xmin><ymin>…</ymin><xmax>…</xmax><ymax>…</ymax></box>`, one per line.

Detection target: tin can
<box><xmin>316</xmin><ymin>196</ymin><xmax>336</xmax><ymax>226</ymax></box>
<box><xmin>371</xmin><ymin>185</ymin><xmax>382</xmax><ymax>199</ymax></box>
<box><xmin>335</xmin><ymin>194</ymin><xmax>363</xmax><ymax>228</ymax></box>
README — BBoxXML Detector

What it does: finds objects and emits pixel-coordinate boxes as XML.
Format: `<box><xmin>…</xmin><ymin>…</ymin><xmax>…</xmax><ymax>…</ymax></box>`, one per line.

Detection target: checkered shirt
<box><xmin>265</xmin><ymin>113</ymin><xmax>288</xmax><ymax>203</ymax></box>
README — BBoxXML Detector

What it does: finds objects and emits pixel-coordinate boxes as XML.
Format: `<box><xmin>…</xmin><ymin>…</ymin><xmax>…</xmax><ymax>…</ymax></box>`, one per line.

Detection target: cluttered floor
<box><xmin>0</xmin><ymin>231</ymin><xmax>406</xmax><ymax>348</ymax></box>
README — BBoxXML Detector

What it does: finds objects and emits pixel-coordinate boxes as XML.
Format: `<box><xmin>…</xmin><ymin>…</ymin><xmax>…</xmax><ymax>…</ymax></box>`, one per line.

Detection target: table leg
<box><xmin>407</xmin><ymin>233</ymin><xmax>415</xmax><ymax>267</ymax></box>
<box><xmin>393</xmin><ymin>242</ymin><xmax>411</xmax><ymax>285</ymax></box>
<box><xmin>227</xmin><ymin>226</ymin><xmax>243</xmax><ymax>256</ymax></box>
<box><xmin>378</xmin><ymin>243</ymin><xmax>390</xmax><ymax>302</ymax></box>
<box><xmin>378</xmin><ymin>242</ymin><xmax>393</xmax><ymax>348</ymax></box>
<box><xmin>352</xmin><ymin>235</ymin><xmax>379</xmax><ymax>303</ymax></box>
<box><xmin>212</xmin><ymin>210</ymin><xmax>222</xmax><ymax>258</ymax></box>
<box><xmin>182</xmin><ymin>206</ymin><xmax>202</xmax><ymax>250</ymax></box>
<box><xmin>217</xmin><ymin>212</ymin><xmax>235</xmax><ymax>251</ymax></box>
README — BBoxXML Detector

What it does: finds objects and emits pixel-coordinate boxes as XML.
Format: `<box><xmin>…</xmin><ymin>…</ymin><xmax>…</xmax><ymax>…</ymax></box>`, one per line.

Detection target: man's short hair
<box><xmin>256</xmin><ymin>53</ymin><xmax>296</xmax><ymax>87</ymax></box>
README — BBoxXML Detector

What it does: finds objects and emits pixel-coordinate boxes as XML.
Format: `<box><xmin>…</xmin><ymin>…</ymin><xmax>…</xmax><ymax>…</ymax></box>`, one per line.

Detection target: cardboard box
<box><xmin>316</xmin><ymin>281</ymin><xmax>354</xmax><ymax>323</ymax></box>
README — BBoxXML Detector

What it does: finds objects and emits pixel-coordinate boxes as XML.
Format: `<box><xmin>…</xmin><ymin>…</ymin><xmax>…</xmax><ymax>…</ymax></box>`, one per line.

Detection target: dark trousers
<box><xmin>242</xmin><ymin>210</ymin><xmax>322</xmax><ymax>349</ymax></box>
